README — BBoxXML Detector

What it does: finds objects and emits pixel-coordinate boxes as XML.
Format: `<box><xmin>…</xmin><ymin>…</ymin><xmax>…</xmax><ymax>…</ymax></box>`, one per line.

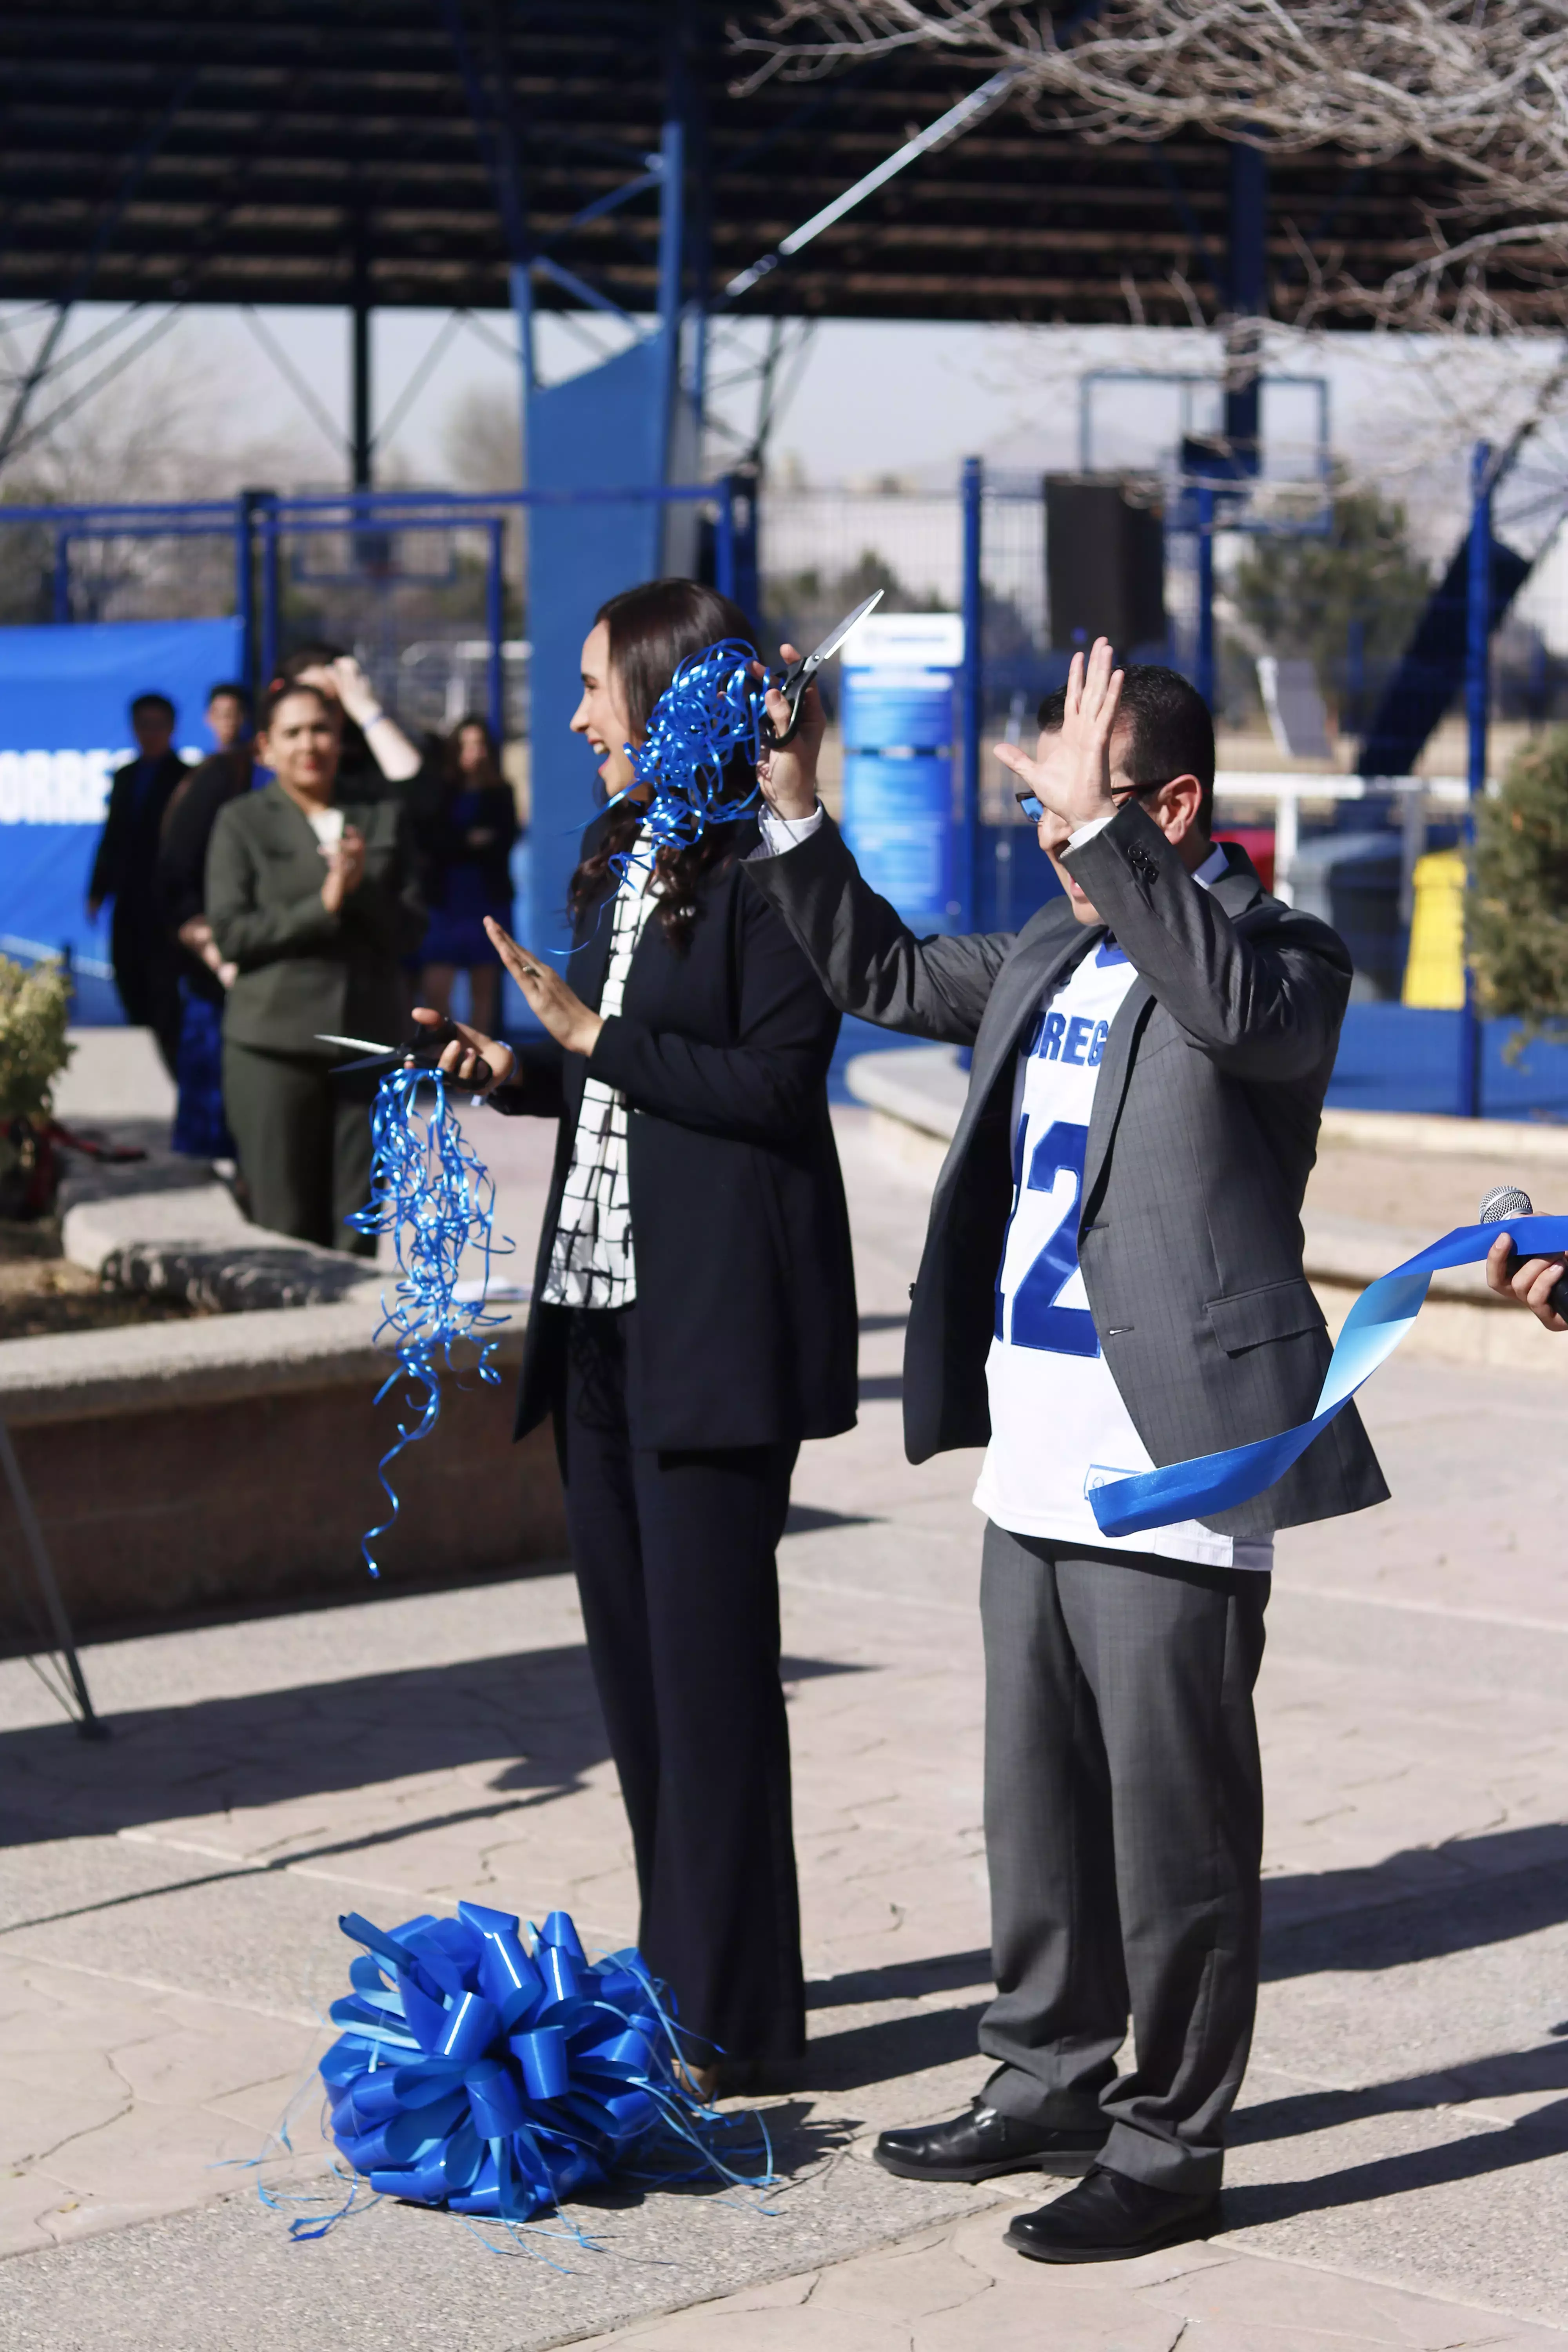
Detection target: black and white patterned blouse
<box><xmin>541</xmin><ymin>840</ymin><xmax>659</xmax><ymax>1309</ymax></box>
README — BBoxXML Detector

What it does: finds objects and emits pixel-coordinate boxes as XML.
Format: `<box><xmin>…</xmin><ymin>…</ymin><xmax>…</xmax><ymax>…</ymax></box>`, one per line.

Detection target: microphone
<box><xmin>1478</xmin><ymin>1184</ymin><xmax>1568</xmax><ymax>1321</ymax></box>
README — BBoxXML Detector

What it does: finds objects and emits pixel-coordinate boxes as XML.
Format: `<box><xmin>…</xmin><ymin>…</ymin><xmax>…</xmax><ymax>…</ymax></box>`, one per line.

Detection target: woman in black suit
<box><xmin>420</xmin><ymin>580</ymin><xmax>857</xmax><ymax>2088</ymax></box>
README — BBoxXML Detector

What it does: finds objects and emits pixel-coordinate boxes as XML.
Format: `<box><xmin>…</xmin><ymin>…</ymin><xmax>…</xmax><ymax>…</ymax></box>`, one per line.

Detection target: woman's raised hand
<box><xmin>409</xmin><ymin>1006</ymin><xmax>516</xmax><ymax>1094</ymax></box>
<box><xmin>483</xmin><ymin>917</ymin><xmax>604</xmax><ymax>1059</ymax></box>
<box><xmin>756</xmin><ymin>645</ymin><xmax>824</xmax><ymax>824</ymax></box>
<box><xmin>319</xmin><ymin>824</ymin><xmax>366</xmax><ymax>915</ymax></box>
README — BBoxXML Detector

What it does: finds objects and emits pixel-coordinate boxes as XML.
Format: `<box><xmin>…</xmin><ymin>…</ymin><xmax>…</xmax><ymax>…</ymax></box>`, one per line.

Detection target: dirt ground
<box><xmin>0</xmin><ymin>1220</ymin><xmax>197</xmax><ymax>1341</ymax></box>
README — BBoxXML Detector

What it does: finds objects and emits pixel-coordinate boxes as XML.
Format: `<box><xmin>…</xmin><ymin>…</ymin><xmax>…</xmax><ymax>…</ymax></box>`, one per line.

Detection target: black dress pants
<box><xmin>976</xmin><ymin>1522</ymin><xmax>1269</xmax><ymax>2197</ymax></box>
<box><xmin>556</xmin><ymin>1307</ymin><xmax>804</xmax><ymax>2065</ymax></box>
<box><xmin>111</xmin><ymin>916</ymin><xmax>183</xmax><ymax>1078</ymax></box>
<box><xmin>221</xmin><ymin>1041</ymin><xmax>377</xmax><ymax>1254</ymax></box>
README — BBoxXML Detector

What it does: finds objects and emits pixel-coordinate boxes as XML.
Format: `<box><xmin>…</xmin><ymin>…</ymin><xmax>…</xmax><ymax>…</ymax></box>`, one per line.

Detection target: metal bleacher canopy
<box><xmin>2</xmin><ymin>0</ymin><xmax>1545</xmax><ymax>331</ymax></box>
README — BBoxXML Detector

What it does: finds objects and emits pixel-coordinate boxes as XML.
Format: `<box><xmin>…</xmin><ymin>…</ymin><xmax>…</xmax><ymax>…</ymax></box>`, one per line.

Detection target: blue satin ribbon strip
<box><xmin>1091</xmin><ymin>1215</ymin><xmax>1568</xmax><ymax>1541</ymax></box>
<box><xmin>347</xmin><ymin>1067</ymin><xmax>513</xmax><ymax>1575</ymax></box>
<box><xmin>309</xmin><ymin>1902</ymin><xmax>771</xmax><ymax>2240</ymax></box>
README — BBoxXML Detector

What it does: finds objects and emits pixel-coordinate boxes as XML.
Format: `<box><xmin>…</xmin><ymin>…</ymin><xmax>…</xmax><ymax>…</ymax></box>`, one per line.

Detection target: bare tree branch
<box><xmin>735</xmin><ymin>2</ymin><xmax>1568</xmax><ymax>331</ymax></box>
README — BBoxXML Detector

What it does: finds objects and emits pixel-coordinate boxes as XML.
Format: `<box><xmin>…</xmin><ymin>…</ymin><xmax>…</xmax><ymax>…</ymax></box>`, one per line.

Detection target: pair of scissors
<box><xmin>760</xmin><ymin>588</ymin><xmax>883</xmax><ymax>748</ymax></box>
<box><xmin>317</xmin><ymin>1020</ymin><xmax>494</xmax><ymax>1088</ymax></box>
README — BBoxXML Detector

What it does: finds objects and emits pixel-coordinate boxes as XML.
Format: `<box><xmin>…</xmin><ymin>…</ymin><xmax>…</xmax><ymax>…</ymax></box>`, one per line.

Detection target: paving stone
<box><xmin>1</xmin><ymin>1108</ymin><xmax>1567</xmax><ymax>2345</ymax></box>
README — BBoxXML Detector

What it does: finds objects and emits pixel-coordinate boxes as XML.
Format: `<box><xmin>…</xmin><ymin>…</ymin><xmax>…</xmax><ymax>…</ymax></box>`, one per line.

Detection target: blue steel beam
<box><xmin>1225</xmin><ymin>140</ymin><xmax>1268</xmax><ymax>470</ymax></box>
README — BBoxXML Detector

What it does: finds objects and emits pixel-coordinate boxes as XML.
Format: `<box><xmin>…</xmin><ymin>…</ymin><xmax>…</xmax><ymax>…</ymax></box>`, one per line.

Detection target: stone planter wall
<box><xmin>0</xmin><ymin>1303</ymin><xmax>565</xmax><ymax>1637</ymax></box>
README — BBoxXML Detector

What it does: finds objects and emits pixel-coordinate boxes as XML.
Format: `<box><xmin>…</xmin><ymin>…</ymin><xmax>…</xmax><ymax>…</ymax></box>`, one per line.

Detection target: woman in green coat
<box><xmin>206</xmin><ymin>681</ymin><xmax>425</xmax><ymax>1250</ymax></box>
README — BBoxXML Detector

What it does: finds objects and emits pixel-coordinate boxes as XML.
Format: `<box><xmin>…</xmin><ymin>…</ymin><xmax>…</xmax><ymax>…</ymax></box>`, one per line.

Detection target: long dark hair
<box><xmin>443</xmin><ymin>712</ymin><xmax>502</xmax><ymax>792</ymax></box>
<box><xmin>568</xmin><ymin>578</ymin><xmax>756</xmax><ymax>953</ymax></box>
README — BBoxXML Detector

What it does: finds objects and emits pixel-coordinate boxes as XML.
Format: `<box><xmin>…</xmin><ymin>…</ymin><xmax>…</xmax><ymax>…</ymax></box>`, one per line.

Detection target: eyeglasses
<box><xmin>1014</xmin><ymin>779</ymin><xmax>1171</xmax><ymax>824</ymax></box>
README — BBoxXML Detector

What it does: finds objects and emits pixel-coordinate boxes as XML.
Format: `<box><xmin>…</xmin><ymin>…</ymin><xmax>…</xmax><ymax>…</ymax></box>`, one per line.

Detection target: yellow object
<box><xmin>1402</xmin><ymin>848</ymin><xmax>1467</xmax><ymax>1009</ymax></box>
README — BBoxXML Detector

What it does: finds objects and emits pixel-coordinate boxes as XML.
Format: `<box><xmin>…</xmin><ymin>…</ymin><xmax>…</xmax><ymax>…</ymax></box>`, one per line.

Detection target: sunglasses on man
<box><xmin>1013</xmin><ymin>778</ymin><xmax>1171</xmax><ymax>824</ymax></box>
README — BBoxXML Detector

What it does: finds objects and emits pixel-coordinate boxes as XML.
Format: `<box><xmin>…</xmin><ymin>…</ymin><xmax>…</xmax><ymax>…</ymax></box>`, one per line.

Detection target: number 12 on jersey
<box><xmin>1003</xmin><ymin>1118</ymin><xmax>1100</xmax><ymax>1358</ymax></box>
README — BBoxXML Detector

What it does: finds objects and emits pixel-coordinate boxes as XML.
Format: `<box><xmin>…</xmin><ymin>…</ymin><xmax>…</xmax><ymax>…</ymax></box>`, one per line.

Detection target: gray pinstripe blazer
<box><xmin>746</xmin><ymin>799</ymin><xmax>1387</xmax><ymax>1539</ymax></box>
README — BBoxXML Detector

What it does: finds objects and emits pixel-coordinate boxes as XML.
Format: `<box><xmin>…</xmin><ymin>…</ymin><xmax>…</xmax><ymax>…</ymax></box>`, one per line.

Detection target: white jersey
<box><xmin>972</xmin><ymin>933</ymin><xmax>1273</xmax><ymax>1573</ymax></box>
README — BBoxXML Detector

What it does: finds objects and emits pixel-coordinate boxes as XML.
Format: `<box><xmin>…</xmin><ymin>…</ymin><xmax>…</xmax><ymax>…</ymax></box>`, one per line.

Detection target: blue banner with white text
<box><xmin>0</xmin><ymin>617</ymin><xmax>241</xmax><ymax>1016</ymax></box>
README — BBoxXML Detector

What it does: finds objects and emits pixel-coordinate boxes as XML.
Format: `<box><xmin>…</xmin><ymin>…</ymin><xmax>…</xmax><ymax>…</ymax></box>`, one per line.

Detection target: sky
<box><xmin>8</xmin><ymin>298</ymin><xmax>1568</xmax><ymax>642</ymax></box>
<box><xmin>14</xmin><ymin>298</ymin><xmax>1561</xmax><ymax>510</ymax></box>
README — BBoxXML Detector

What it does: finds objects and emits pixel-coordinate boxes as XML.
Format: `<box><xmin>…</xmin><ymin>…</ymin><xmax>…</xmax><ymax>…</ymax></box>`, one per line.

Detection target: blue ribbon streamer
<box><xmin>312</xmin><ymin>1902</ymin><xmax>771</xmax><ymax>2238</ymax></box>
<box><xmin>1091</xmin><ymin>1214</ymin><xmax>1568</xmax><ymax>1541</ymax></box>
<box><xmin>598</xmin><ymin>636</ymin><xmax>765</xmax><ymax>896</ymax></box>
<box><xmin>346</xmin><ymin>1066</ymin><xmax>512</xmax><ymax>1575</ymax></box>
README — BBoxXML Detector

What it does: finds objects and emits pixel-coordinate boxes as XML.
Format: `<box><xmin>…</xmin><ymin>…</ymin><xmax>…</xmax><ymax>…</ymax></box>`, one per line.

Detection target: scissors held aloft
<box><xmin>760</xmin><ymin>589</ymin><xmax>883</xmax><ymax>748</ymax></box>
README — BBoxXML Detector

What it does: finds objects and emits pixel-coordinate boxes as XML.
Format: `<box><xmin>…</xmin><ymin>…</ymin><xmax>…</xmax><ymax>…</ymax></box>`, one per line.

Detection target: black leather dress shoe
<box><xmin>874</xmin><ymin>2099</ymin><xmax>1108</xmax><ymax>2183</ymax></box>
<box><xmin>1005</xmin><ymin>2165</ymin><xmax>1218</xmax><ymax>2263</ymax></box>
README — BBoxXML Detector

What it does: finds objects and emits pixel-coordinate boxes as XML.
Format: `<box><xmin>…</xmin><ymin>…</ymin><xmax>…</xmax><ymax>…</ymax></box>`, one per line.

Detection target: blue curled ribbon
<box><xmin>1091</xmin><ymin>1214</ymin><xmax>1568</xmax><ymax>1541</ymax></box>
<box><xmin>347</xmin><ymin>1065</ymin><xmax>512</xmax><ymax>1575</ymax></box>
<box><xmin>600</xmin><ymin>636</ymin><xmax>764</xmax><ymax>895</ymax></box>
<box><xmin>316</xmin><ymin>1902</ymin><xmax>762</xmax><ymax>2236</ymax></box>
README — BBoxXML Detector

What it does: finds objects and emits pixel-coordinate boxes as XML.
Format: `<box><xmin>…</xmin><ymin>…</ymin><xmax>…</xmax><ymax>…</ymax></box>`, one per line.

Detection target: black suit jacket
<box><xmin>89</xmin><ymin>750</ymin><xmax>189</xmax><ymax>926</ymax></box>
<box><xmin>416</xmin><ymin>780</ymin><xmax>520</xmax><ymax>907</ymax></box>
<box><xmin>495</xmin><ymin>816</ymin><xmax>859</xmax><ymax>1453</ymax></box>
<box><xmin>157</xmin><ymin>749</ymin><xmax>255</xmax><ymax>1000</ymax></box>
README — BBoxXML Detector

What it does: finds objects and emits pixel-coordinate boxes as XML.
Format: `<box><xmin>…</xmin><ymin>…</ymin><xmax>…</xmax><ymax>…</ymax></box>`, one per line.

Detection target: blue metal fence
<box><xmin>5</xmin><ymin>462</ymin><xmax>1565</xmax><ymax>1126</ymax></box>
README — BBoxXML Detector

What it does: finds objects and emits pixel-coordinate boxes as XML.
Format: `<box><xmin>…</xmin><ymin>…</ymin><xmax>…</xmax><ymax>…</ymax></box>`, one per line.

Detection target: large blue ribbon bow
<box><xmin>1091</xmin><ymin>1215</ymin><xmax>1568</xmax><ymax>1541</ymax></box>
<box><xmin>319</xmin><ymin>1903</ymin><xmax>701</xmax><ymax>2229</ymax></box>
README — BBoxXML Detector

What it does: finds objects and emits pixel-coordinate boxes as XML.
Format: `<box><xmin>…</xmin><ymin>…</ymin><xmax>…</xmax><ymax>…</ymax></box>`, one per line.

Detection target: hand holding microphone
<box><xmin>1480</xmin><ymin>1183</ymin><xmax>1568</xmax><ymax>1330</ymax></box>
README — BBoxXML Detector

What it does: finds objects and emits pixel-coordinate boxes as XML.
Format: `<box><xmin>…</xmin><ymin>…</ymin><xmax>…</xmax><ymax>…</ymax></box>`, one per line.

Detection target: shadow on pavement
<box><xmin>799</xmin><ymin>2001</ymin><xmax>988</xmax><ymax>2091</ymax></box>
<box><xmin>0</xmin><ymin>1643</ymin><xmax>863</xmax><ymax>1852</ymax></box>
<box><xmin>574</xmin><ymin>2104</ymin><xmax>860</xmax><ymax>2205</ymax></box>
<box><xmin>1221</xmin><ymin>2090</ymin><xmax>1568</xmax><ymax>2229</ymax></box>
<box><xmin>1262</xmin><ymin>1822</ymin><xmax>1568</xmax><ymax>1977</ymax></box>
<box><xmin>808</xmin><ymin>1949</ymin><xmax>993</xmax><ymax>2009</ymax></box>
<box><xmin>1234</xmin><ymin>2037</ymin><xmax>1568</xmax><ymax>2150</ymax></box>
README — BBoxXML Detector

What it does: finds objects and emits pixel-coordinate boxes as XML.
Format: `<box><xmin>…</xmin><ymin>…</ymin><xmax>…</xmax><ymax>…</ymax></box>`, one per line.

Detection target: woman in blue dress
<box><xmin>416</xmin><ymin>715</ymin><xmax>519</xmax><ymax>1034</ymax></box>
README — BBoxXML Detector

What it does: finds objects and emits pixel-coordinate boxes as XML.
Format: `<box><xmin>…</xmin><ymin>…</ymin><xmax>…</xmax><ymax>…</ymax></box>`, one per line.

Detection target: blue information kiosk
<box><xmin>840</xmin><ymin>613</ymin><xmax>965</xmax><ymax>932</ymax></box>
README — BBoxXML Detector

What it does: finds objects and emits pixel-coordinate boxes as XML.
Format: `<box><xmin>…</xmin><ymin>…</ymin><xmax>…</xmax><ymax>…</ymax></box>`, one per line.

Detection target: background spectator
<box><xmin>203</xmin><ymin>680</ymin><xmax>250</xmax><ymax>755</ymax></box>
<box><xmin>87</xmin><ymin>691</ymin><xmax>188</xmax><ymax>1074</ymax></box>
<box><xmin>206</xmin><ymin>681</ymin><xmax>424</xmax><ymax>1250</ymax></box>
<box><xmin>158</xmin><ymin>682</ymin><xmax>256</xmax><ymax>1159</ymax></box>
<box><xmin>416</xmin><ymin>714</ymin><xmax>518</xmax><ymax>1034</ymax></box>
<box><xmin>275</xmin><ymin>644</ymin><xmax>426</xmax><ymax>798</ymax></box>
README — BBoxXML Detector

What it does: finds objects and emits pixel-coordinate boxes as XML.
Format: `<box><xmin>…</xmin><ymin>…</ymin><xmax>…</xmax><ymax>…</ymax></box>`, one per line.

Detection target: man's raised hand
<box><xmin>994</xmin><ymin>637</ymin><xmax>1124</xmax><ymax>831</ymax></box>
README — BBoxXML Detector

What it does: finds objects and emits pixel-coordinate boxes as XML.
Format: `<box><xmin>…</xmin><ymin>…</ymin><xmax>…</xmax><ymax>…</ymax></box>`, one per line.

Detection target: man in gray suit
<box><xmin>749</xmin><ymin>639</ymin><xmax>1387</xmax><ymax>2262</ymax></box>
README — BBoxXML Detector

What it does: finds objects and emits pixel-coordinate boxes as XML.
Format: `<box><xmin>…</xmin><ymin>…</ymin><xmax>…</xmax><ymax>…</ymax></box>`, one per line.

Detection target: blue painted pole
<box><xmin>1195</xmin><ymin>485</ymin><xmax>1216</xmax><ymax>713</ymax></box>
<box><xmin>713</xmin><ymin>477</ymin><xmax>736</xmax><ymax>603</ymax></box>
<box><xmin>656</xmin><ymin>115</ymin><xmax>685</xmax><ymax>557</ymax></box>
<box><xmin>959</xmin><ymin>455</ymin><xmax>984</xmax><ymax>933</ymax></box>
<box><xmin>53</xmin><ymin>531</ymin><xmax>70</xmax><ymax>624</ymax></box>
<box><xmin>486</xmin><ymin>518</ymin><xmax>505</xmax><ymax>741</ymax></box>
<box><xmin>1458</xmin><ymin>439</ymin><xmax>1492</xmax><ymax>1118</ymax></box>
<box><xmin>1225</xmin><ymin>139</ymin><xmax>1267</xmax><ymax>474</ymax></box>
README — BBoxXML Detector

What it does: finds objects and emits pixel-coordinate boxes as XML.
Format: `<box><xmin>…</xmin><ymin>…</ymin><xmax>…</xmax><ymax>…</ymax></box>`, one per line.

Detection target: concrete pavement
<box><xmin>1</xmin><ymin>1103</ymin><xmax>1566</xmax><ymax>2347</ymax></box>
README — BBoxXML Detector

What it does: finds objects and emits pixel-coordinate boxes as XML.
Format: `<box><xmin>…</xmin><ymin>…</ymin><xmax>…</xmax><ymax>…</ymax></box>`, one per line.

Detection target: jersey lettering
<box><xmin>1008</xmin><ymin>1119</ymin><xmax>1100</xmax><ymax>1357</ymax></box>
